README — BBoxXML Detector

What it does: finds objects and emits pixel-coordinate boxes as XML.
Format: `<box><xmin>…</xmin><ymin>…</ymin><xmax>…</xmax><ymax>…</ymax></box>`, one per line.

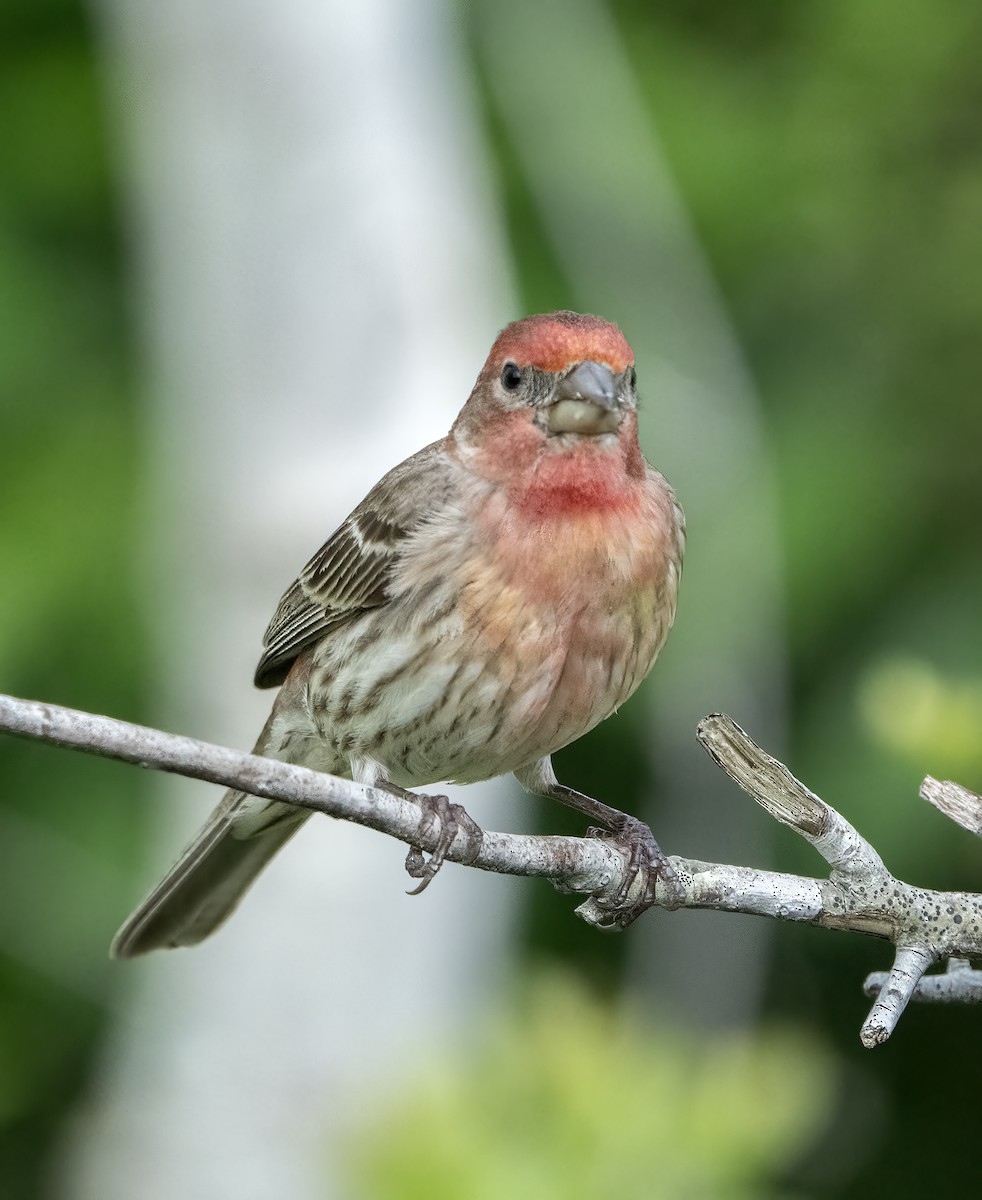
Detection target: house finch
<box><xmin>111</xmin><ymin>311</ymin><xmax>685</xmax><ymax>957</ymax></box>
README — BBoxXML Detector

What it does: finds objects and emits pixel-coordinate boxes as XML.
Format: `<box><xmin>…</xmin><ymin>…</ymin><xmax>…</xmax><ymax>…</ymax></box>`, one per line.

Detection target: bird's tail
<box><xmin>110</xmin><ymin>709</ymin><xmax>312</xmax><ymax>959</ymax></box>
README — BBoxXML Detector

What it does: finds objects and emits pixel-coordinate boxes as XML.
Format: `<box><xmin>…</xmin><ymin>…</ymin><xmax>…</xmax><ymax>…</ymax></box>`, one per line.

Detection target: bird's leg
<box><xmin>516</xmin><ymin>761</ymin><xmax>680</xmax><ymax>929</ymax></box>
<box><xmin>553</xmin><ymin>783</ymin><xmax>681</xmax><ymax>927</ymax></box>
<box><xmin>380</xmin><ymin>784</ymin><xmax>483</xmax><ymax>895</ymax></box>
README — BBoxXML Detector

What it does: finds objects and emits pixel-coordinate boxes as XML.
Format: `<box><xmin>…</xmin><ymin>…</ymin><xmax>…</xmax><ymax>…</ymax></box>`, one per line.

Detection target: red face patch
<box><xmin>487</xmin><ymin>311</ymin><xmax>634</xmax><ymax>374</ymax></box>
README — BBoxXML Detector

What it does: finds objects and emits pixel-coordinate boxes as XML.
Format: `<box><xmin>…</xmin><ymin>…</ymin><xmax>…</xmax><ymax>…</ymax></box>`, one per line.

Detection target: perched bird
<box><xmin>111</xmin><ymin>311</ymin><xmax>685</xmax><ymax>957</ymax></box>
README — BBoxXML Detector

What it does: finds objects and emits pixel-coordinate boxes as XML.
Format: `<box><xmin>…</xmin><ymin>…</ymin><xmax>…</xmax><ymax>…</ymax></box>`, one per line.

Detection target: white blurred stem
<box><xmin>71</xmin><ymin>2</ymin><xmax>515</xmax><ymax>1198</ymax></box>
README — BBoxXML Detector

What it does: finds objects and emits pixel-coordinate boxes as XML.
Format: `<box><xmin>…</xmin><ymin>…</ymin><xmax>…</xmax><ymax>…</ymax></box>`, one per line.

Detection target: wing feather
<box><xmin>254</xmin><ymin>440</ymin><xmax>457</xmax><ymax>688</ymax></box>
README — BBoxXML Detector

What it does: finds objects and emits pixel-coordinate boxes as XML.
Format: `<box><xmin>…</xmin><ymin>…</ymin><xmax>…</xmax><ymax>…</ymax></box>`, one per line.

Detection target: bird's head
<box><xmin>452</xmin><ymin>312</ymin><xmax>642</xmax><ymax>484</ymax></box>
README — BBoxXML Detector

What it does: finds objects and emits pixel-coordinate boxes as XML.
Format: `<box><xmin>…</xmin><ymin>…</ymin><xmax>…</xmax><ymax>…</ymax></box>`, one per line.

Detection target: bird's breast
<box><xmin>308</xmin><ymin>463</ymin><xmax>681</xmax><ymax>787</ymax></box>
<box><xmin>436</xmin><ymin>472</ymin><xmax>680</xmax><ymax>768</ymax></box>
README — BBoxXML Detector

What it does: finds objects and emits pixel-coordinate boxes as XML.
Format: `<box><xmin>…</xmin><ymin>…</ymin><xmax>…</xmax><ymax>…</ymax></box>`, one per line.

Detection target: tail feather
<box><xmin>110</xmin><ymin>674</ymin><xmax>322</xmax><ymax>958</ymax></box>
<box><xmin>110</xmin><ymin>793</ymin><xmax>309</xmax><ymax>958</ymax></box>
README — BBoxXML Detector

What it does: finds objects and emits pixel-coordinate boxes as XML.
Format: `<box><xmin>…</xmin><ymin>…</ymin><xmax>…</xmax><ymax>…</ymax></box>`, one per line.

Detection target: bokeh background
<box><xmin>2</xmin><ymin>1</ymin><xmax>981</xmax><ymax>1197</ymax></box>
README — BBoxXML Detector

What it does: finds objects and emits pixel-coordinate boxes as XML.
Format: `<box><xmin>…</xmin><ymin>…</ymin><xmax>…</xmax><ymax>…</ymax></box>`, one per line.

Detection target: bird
<box><xmin>111</xmin><ymin>310</ymin><xmax>685</xmax><ymax>957</ymax></box>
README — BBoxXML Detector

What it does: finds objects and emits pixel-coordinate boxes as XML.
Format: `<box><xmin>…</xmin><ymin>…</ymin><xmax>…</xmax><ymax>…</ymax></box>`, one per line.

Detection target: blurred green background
<box><xmin>2</xmin><ymin>0</ymin><xmax>981</xmax><ymax>1196</ymax></box>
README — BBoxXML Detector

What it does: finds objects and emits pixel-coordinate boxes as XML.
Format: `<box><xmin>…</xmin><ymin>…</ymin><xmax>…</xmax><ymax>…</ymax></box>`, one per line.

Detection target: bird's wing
<box><xmin>254</xmin><ymin>440</ymin><xmax>457</xmax><ymax>688</ymax></box>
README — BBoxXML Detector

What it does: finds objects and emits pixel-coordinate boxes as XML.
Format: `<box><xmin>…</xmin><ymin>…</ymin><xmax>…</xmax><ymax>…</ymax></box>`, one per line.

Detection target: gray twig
<box><xmin>1</xmin><ymin>692</ymin><xmax>980</xmax><ymax>1047</ymax></box>
<box><xmin>921</xmin><ymin>776</ymin><xmax>982</xmax><ymax>836</ymax></box>
<box><xmin>863</xmin><ymin>957</ymin><xmax>982</xmax><ymax>1010</ymax></box>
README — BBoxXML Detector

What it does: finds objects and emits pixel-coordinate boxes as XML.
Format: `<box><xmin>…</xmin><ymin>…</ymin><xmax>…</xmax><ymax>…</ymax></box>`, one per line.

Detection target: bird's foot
<box><xmin>587</xmin><ymin>816</ymin><xmax>682</xmax><ymax>930</ymax></box>
<box><xmin>404</xmin><ymin>792</ymin><xmax>483</xmax><ymax>895</ymax></box>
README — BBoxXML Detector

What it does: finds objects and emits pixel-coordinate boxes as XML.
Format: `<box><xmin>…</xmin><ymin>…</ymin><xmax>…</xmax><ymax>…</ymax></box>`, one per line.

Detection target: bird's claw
<box><xmin>404</xmin><ymin>792</ymin><xmax>482</xmax><ymax>895</ymax></box>
<box><xmin>587</xmin><ymin>817</ymin><xmax>681</xmax><ymax>930</ymax></box>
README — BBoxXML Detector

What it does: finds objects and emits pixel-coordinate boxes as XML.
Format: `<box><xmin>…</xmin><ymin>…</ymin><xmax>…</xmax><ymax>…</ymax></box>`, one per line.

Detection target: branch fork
<box><xmin>1</xmin><ymin>691</ymin><xmax>980</xmax><ymax>1047</ymax></box>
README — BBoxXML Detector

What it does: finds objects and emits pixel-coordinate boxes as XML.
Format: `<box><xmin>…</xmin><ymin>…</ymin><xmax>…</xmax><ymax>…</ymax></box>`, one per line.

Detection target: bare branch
<box><xmin>860</xmin><ymin>946</ymin><xmax>936</xmax><ymax>1048</ymax></box>
<box><xmin>921</xmin><ymin>775</ymin><xmax>982</xmax><ymax>837</ymax></box>
<box><xmin>0</xmin><ymin>692</ymin><xmax>619</xmax><ymax>895</ymax></box>
<box><xmin>696</xmin><ymin>712</ymin><xmax>829</xmax><ymax>837</ymax></box>
<box><xmin>2</xmin><ymin>691</ymin><xmax>981</xmax><ymax>1047</ymax></box>
<box><xmin>697</xmin><ymin>714</ymin><xmax>886</xmax><ymax>877</ymax></box>
<box><xmin>864</xmin><ymin>958</ymin><xmax>982</xmax><ymax>1008</ymax></box>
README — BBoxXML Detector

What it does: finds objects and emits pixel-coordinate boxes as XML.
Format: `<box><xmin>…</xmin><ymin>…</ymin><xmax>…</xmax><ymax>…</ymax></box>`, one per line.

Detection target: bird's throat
<box><xmin>513</xmin><ymin>447</ymin><xmax>641</xmax><ymax>520</ymax></box>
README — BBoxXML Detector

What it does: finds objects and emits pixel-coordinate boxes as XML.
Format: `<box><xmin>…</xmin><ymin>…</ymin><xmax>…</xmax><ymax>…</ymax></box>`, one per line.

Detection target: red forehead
<box><xmin>488</xmin><ymin>311</ymin><xmax>634</xmax><ymax>373</ymax></box>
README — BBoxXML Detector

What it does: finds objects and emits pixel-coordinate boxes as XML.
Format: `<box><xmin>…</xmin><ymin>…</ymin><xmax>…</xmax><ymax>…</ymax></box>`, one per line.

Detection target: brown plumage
<box><xmin>111</xmin><ymin>311</ymin><xmax>685</xmax><ymax>957</ymax></box>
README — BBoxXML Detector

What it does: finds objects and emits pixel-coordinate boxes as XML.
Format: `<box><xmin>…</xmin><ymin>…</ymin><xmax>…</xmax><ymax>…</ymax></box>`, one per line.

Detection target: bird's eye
<box><xmin>501</xmin><ymin>362</ymin><xmax>523</xmax><ymax>391</ymax></box>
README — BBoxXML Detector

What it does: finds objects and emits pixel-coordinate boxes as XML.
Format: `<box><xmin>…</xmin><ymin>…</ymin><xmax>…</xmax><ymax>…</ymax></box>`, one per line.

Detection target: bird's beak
<box><xmin>546</xmin><ymin>361</ymin><xmax>622</xmax><ymax>435</ymax></box>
